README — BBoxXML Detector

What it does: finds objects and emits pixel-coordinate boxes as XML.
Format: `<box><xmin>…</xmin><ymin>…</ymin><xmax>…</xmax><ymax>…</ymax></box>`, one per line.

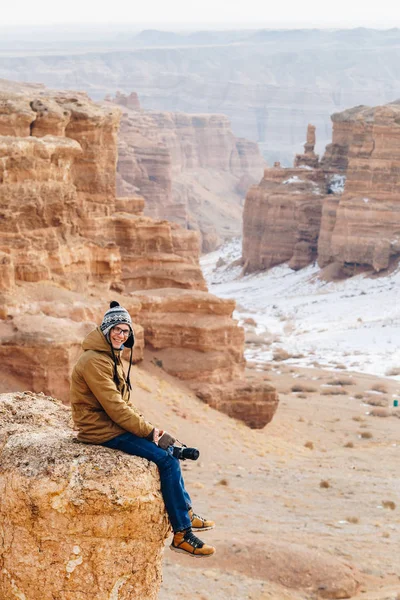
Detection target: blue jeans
<box><xmin>102</xmin><ymin>432</ymin><xmax>192</xmax><ymax>533</ymax></box>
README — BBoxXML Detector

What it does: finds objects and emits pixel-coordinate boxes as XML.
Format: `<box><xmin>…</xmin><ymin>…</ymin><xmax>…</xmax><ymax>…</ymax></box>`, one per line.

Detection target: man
<box><xmin>70</xmin><ymin>301</ymin><xmax>215</xmax><ymax>558</ymax></box>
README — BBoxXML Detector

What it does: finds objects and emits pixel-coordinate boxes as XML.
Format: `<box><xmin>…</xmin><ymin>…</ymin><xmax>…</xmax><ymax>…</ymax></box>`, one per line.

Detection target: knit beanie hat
<box><xmin>100</xmin><ymin>301</ymin><xmax>135</xmax><ymax>349</ymax></box>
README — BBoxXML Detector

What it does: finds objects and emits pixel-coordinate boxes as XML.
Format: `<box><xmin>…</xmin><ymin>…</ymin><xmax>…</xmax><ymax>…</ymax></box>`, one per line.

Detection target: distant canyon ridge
<box><xmin>1</xmin><ymin>28</ymin><xmax>400</xmax><ymax>164</ymax></box>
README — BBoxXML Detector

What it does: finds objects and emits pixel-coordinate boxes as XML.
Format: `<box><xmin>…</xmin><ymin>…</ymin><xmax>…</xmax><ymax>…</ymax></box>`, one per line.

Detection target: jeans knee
<box><xmin>157</xmin><ymin>452</ymin><xmax>180</xmax><ymax>473</ymax></box>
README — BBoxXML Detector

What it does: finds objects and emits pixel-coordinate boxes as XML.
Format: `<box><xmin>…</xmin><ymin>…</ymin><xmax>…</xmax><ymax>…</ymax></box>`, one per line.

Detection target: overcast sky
<box><xmin>2</xmin><ymin>0</ymin><xmax>400</xmax><ymax>28</ymax></box>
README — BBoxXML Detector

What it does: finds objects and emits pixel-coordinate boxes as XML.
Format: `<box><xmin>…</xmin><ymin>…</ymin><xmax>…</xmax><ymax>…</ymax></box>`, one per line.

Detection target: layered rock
<box><xmin>319</xmin><ymin>102</ymin><xmax>400</xmax><ymax>271</ymax></box>
<box><xmin>0</xmin><ymin>391</ymin><xmax>169</xmax><ymax>599</ymax></box>
<box><xmin>242</xmin><ymin>161</ymin><xmax>325</xmax><ymax>273</ymax></box>
<box><xmin>111</xmin><ymin>92</ymin><xmax>265</xmax><ymax>251</ymax></box>
<box><xmin>0</xmin><ymin>79</ymin><xmax>278</xmax><ymax>429</ymax></box>
<box><xmin>133</xmin><ymin>289</ymin><xmax>279</xmax><ymax>428</ymax></box>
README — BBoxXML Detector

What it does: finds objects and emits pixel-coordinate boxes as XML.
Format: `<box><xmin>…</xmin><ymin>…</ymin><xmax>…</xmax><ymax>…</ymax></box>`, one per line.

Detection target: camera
<box><xmin>172</xmin><ymin>445</ymin><xmax>200</xmax><ymax>461</ymax></box>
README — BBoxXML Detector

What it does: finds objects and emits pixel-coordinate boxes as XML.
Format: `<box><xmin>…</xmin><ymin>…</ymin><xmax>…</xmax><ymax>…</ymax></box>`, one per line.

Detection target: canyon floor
<box><xmin>133</xmin><ymin>357</ymin><xmax>400</xmax><ymax>600</ymax></box>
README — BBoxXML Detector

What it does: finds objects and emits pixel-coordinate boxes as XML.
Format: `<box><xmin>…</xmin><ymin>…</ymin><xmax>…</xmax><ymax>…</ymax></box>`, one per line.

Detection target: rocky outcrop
<box><xmin>319</xmin><ymin>102</ymin><xmax>400</xmax><ymax>271</ymax></box>
<box><xmin>133</xmin><ymin>289</ymin><xmax>279</xmax><ymax>428</ymax></box>
<box><xmin>0</xmin><ymin>79</ymin><xmax>278</xmax><ymax>429</ymax></box>
<box><xmin>0</xmin><ymin>391</ymin><xmax>169</xmax><ymax>599</ymax></box>
<box><xmin>242</xmin><ymin>160</ymin><xmax>325</xmax><ymax>273</ymax></box>
<box><xmin>111</xmin><ymin>92</ymin><xmax>265</xmax><ymax>251</ymax></box>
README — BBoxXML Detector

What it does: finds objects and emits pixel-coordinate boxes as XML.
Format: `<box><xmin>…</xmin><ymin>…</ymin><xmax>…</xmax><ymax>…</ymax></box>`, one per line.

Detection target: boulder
<box><xmin>0</xmin><ymin>391</ymin><xmax>170</xmax><ymax>600</ymax></box>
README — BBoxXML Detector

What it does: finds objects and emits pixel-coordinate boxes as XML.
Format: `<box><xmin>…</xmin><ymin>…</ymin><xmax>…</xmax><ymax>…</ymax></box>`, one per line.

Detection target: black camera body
<box><xmin>172</xmin><ymin>445</ymin><xmax>200</xmax><ymax>461</ymax></box>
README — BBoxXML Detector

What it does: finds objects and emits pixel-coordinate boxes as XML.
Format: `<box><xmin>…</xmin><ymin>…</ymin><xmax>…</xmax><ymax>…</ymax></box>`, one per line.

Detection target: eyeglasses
<box><xmin>112</xmin><ymin>326</ymin><xmax>131</xmax><ymax>338</ymax></box>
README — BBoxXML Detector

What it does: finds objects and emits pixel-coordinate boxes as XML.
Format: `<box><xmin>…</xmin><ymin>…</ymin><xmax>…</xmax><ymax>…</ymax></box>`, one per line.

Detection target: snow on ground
<box><xmin>201</xmin><ymin>238</ymin><xmax>400</xmax><ymax>379</ymax></box>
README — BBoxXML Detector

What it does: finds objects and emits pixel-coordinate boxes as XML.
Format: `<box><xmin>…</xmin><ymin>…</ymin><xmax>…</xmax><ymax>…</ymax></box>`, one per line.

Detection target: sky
<box><xmin>2</xmin><ymin>0</ymin><xmax>400</xmax><ymax>29</ymax></box>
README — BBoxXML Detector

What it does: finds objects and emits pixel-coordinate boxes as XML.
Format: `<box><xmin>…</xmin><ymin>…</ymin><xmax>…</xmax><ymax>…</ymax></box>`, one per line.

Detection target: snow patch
<box><xmin>329</xmin><ymin>174</ymin><xmax>346</xmax><ymax>194</ymax></box>
<box><xmin>201</xmin><ymin>238</ymin><xmax>400</xmax><ymax>378</ymax></box>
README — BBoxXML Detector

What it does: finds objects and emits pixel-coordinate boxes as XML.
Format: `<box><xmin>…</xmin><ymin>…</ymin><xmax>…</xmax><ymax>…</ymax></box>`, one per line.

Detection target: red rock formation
<box><xmin>243</xmin><ymin>162</ymin><xmax>325</xmax><ymax>272</ymax></box>
<box><xmin>133</xmin><ymin>289</ymin><xmax>278</xmax><ymax>428</ymax></box>
<box><xmin>294</xmin><ymin>124</ymin><xmax>319</xmax><ymax>169</ymax></box>
<box><xmin>319</xmin><ymin>102</ymin><xmax>400</xmax><ymax>271</ymax></box>
<box><xmin>111</xmin><ymin>92</ymin><xmax>265</xmax><ymax>251</ymax></box>
<box><xmin>0</xmin><ymin>391</ymin><xmax>169</xmax><ymax>599</ymax></box>
<box><xmin>0</xmin><ymin>80</ymin><xmax>278</xmax><ymax>429</ymax></box>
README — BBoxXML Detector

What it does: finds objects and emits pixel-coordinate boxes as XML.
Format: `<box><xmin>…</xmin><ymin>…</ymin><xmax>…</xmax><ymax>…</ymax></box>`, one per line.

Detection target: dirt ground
<box><xmin>130</xmin><ymin>354</ymin><xmax>400</xmax><ymax>600</ymax></box>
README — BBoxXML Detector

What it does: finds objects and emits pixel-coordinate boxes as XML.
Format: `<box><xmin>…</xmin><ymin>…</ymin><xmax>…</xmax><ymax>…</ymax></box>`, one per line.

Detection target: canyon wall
<box><xmin>243</xmin><ymin>100</ymin><xmax>400</xmax><ymax>274</ymax></box>
<box><xmin>320</xmin><ymin>102</ymin><xmax>400</xmax><ymax>271</ymax></box>
<box><xmin>2</xmin><ymin>29</ymin><xmax>400</xmax><ymax>166</ymax></box>
<box><xmin>111</xmin><ymin>92</ymin><xmax>265</xmax><ymax>252</ymax></box>
<box><xmin>0</xmin><ymin>80</ymin><xmax>278</xmax><ymax>430</ymax></box>
<box><xmin>0</xmin><ymin>391</ymin><xmax>169</xmax><ymax>599</ymax></box>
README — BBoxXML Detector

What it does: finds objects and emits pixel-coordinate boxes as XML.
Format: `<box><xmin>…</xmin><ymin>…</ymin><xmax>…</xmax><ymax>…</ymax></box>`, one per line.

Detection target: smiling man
<box><xmin>70</xmin><ymin>301</ymin><xmax>215</xmax><ymax>558</ymax></box>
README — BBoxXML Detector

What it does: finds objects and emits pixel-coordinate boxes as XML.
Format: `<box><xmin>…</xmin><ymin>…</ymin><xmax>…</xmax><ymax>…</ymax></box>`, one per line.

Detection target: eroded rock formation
<box><xmin>242</xmin><ymin>160</ymin><xmax>326</xmax><ymax>273</ymax></box>
<box><xmin>0</xmin><ymin>80</ymin><xmax>278</xmax><ymax>429</ymax></box>
<box><xmin>111</xmin><ymin>92</ymin><xmax>265</xmax><ymax>251</ymax></box>
<box><xmin>132</xmin><ymin>289</ymin><xmax>278</xmax><ymax>428</ymax></box>
<box><xmin>319</xmin><ymin>102</ymin><xmax>400</xmax><ymax>271</ymax></box>
<box><xmin>0</xmin><ymin>391</ymin><xmax>169</xmax><ymax>599</ymax></box>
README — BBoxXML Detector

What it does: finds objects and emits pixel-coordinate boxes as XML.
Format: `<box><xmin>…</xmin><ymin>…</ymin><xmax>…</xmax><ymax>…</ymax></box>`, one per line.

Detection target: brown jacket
<box><xmin>70</xmin><ymin>328</ymin><xmax>154</xmax><ymax>443</ymax></box>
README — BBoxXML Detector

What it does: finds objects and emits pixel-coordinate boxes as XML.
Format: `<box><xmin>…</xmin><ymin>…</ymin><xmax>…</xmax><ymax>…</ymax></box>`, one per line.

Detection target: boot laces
<box><xmin>192</xmin><ymin>511</ymin><xmax>205</xmax><ymax>522</ymax></box>
<box><xmin>184</xmin><ymin>530</ymin><xmax>204</xmax><ymax>549</ymax></box>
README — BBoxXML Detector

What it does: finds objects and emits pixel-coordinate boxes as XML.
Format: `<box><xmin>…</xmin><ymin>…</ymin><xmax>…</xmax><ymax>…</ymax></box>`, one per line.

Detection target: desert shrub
<box><xmin>360</xmin><ymin>431</ymin><xmax>373</xmax><ymax>439</ymax></box>
<box><xmin>385</xmin><ymin>367</ymin><xmax>400</xmax><ymax>376</ymax></box>
<box><xmin>327</xmin><ymin>378</ymin><xmax>354</xmax><ymax>386</ymax></box>
<box><xmin>346</xmin><ymin>516</ymin><xmax>359</xmax><ymax>524</ymax></box>
<box><xmin>352</xmin><ymin>415</ymin><xmax>365</xmax><ymax>422</ymax></box>
<box><xmin>321</xmin><ymin>387</ymin><xmax>348</xmax><ymax>396</ymax></box>
<box><xmin>217</xmin><ymin>478</ymin><xmax>229</xmax><ymax>486</ymax></box>
<box><xmin>382</xmin><ymin>500</ymin><xmax>396</xmax><ymax>510</ymax></box>
<box><xmin>320</xmin><ymin>480</ymin><xmax>330</xmax><ymax>488</ymax></box>
<box><xmin>370</xmin><ymin>382</ymin><xmax>388</xmax><ymax>394</ymax></box>
<box><xmin>370</xmin><ymin>408</ymin><xmax>391</xmax><ymax>417</ymax></box>
<box><xmin>291</xmin><ymin>384</ymin><xmax>317</xmax><ymax>393</ymax></box>
<box><xmin>304</xmin><ymin>441</ymin><xmax>314</xmax><ymax>450</ymax></box>
<box><xmin>364</xmin><ymin>396</ymin><xmax>388</xmax><ymax>407</ymax></box>
<box><xmin>344</xmin><ymin>442</ymin><xmax>354</xmax><ymax>448</ymax></box>
<box><xmin>273</xmin><ymin>348</ymin><xmax>292</xmax><ymax>361</ymax></box>
<box><xmin>354</xmin><ymin>393</ymin><xmax>364</xmax><ymax>399</ymax></box>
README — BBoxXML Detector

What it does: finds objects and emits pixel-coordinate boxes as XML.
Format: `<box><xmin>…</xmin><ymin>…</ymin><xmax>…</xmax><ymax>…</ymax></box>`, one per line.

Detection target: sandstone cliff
<box><xmin>111</xmin><ymin>92</ymin><xmax>265</xmax><ymax>251</ymax></box>
<box><xmin>243</xmin><ymin>99</ymin><xmax>400</xmax><ymax>276</ymax></box>
<box><xmin>0</xmin><ymin>80</ymin><xmax>278</xmax><ymax>430</ymax></box>
<box><xmin>242</xmin><ymin>126</ymin><xmax>327</xmax><ymax>273</ymax></box>
<box><xmin>318</xmin><ymin>102</ymin><xmax>400</xmax><ymax>271</ymax></box>
<box><xmin>0</xmin><ymin>391</ymin><xmax>170</xmax><ymax>599</ymax></box>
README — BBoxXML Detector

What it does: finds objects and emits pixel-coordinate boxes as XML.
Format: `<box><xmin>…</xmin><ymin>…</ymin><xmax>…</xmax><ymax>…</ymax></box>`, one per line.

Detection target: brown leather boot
<box><xmin>189</xmin><ymin>508</ymin><xmax>215</xmax><ymax>531</ymax></box>
<box><xmin>170</xmin><ymin>529</ymin><xmax>216</xmax><ymax>558</ymax></box>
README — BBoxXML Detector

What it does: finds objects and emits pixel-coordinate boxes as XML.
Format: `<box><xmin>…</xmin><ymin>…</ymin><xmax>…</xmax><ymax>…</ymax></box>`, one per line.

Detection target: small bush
<box><xmin>364</xmin><ymin>396</ymin><xmax>388</xmax><ymax>407</ymax></box>
<box><xmin>354</xmin><ymin>393</ymin><xmax>364</xmax><ymax>399</ymax></box>
<box><xmin>273</xmin><ymin>348</ymin><xmax>292</xmax><ymax>361</ymax></box>
<box><xmin>327</xmin><ymin>378</ymin><xmax>354</xmax><ymax>386</ymax></box>
<box><xmin>291</xmin><ymin>384</ymin><xmax>317</xmax><ymax>393</ymax></box>
<box><xmin>304</xmin><ymin>441</ymin><xmax>314</xmax><ymax>450</ymax></box>
<box><xmin>382</xmin><ymin>500</ymin><xmax>396</xmax><ymax>510</ymax></box>
<box><xmin>370</xmin><ymin>408</ymin><xmax>391</xmax><ymax>417</ymax></box>
<box><xmin>321</xmin><ymin>387</ymin><xmax>348</xmax><ymax>396</ymax></box>
<box><xmin>344</xmin><ymin>442</ymin><xmax>354</xmax><ymax>448</ymax></box>
<box><xmin>360</xmin><ymin>431</ymin><xmax>373</xmax><ymax>439</ymax></box>
<box><xmin>385</xmin><ymin>367</ymin><xmax>400</xmax><ymax>376</ymax></box>
<box><xmin>346</xmin><ymin>516</ymin><xmax>359</xmax><ymax>524</ymax></box>
<box><xmin>217</xmin><ymin>478</ymin><xmax>229</xmax><ymax>486</ymax></box>
<box><xmin>370</xmin><ymin>383</ymin><xmax>388</xmax><ymax>394</ymax></box>
<box><xmin>320</xmin><ymin>480</ymin><xmax>330</xmax><ymax>489</ymax></box>
<box><xmin>352</xmin><ymin>415</ymin><xmax>365</xmax><ymax>422</ymax></box>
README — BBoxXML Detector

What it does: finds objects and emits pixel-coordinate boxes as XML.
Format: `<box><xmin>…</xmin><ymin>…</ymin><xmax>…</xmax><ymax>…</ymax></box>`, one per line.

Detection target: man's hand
<box><xmin>158</xmin><ymin>431</ymin><xmax>176</xmax><ymax>449</ymax></box>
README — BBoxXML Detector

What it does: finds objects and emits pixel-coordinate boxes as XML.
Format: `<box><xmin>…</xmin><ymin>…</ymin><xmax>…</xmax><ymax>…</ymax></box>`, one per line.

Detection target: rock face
<box><xmin>133</xmin><ymin>289</ymin><xmax>279</xmax><ymax>428</ymax></box>
<box><xmin>242</xmin><ymin>160</ymin><xmax>325</xmax><ymax>273</ymax></box>
<box><xmin>319</xmin><ymin>102</ymin><xmax>400</xmax><ymax>271</ymax></box>
<box><xmin>112</xmin><ymin>92</ymin><xmax>265</xmax><ymax>251</ymax></box>
<box><xmin>0</xmin><ymin>391</ymin><xmax>170</xmax><ymax>599</ymax></box>
<box><xmin>0</xmin><ymin>79</ymin><xmax>278</xmax><ymax>430</ymax></box>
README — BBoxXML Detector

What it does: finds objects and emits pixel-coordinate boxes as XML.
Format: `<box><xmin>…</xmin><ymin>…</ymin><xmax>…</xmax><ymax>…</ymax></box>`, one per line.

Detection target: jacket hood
<box><xmin>82</xmin><ymin>327</ymin><xmax>121</xmax><ymax>356</ymax></box>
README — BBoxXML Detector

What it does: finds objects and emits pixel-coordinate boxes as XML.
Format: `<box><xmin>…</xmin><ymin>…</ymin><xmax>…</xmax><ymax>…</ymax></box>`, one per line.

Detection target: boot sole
<box><xmin>191</xmin><ymin>525</ymin><xmax>215</xmax><ymax>531</ymax></box>
<box><xmin>170</xmin><ymin>545</ymin><xmax>215</xmax><ymax>558</ymax></box>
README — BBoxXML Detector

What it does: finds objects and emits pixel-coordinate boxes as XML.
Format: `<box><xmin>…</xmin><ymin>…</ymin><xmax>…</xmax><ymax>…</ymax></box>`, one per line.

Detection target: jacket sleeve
<box><xmin>83</xmin><ymin>355</ymin><xmax>154</xmax><ymax>438</ymax></box>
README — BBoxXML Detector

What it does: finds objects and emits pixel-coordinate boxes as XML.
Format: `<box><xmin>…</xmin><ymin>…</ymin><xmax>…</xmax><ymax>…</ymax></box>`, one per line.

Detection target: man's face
<box><xmin>110</xmin><ymin>325</ymin><xmax>131</xmax><ymax>349</ymax></box>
